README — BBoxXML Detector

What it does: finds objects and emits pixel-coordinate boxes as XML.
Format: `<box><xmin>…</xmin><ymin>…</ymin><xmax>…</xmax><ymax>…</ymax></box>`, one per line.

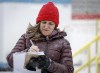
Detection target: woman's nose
<box><xmin>44</xmin><ymin>24</ymin><xmax>49</xmax><ymax>29</ymax></box>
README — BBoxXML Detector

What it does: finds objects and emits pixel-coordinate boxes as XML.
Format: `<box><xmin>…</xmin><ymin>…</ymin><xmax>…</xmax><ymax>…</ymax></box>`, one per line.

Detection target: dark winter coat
<box><xmin>6</xmin><ymin>29</ymin><xmax>74</xmax><ymax>73</ymax></box>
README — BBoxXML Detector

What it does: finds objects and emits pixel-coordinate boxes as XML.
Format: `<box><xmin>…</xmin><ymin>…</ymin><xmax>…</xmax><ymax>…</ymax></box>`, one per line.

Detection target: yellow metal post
<box><xmin>96</xmin><ymin>56</ymin><xmax>100</xmax><ymax>73</ymax></box>
<box><xmin>96</xmin><ymin>57</ymin><xmax>98</xmax><ymax>73</ymax></box>
<box><xmin>96</xmin><ymin>19</ymin><xmax>99</xmax><ymax>54</ymax></box>
<box><xmin>88</xmin><ymin>47</ymin><xmax>91</xmax><ymax>73</ymax></box>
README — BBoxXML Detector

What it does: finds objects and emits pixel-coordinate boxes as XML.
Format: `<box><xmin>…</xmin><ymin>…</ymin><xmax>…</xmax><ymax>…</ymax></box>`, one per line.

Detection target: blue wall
<box><xmin>0</xmin><ymin>0</ymin><xmax>71</xmax><ymax>4</ymax></box>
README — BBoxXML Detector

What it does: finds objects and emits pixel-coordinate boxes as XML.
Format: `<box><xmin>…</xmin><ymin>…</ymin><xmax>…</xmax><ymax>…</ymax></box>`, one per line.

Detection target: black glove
<box><xmin>37</xmin><ymin>55</ymin><xmax>51</xmax><ymax>69</ymax></box>
<box><xmin>25</xmin><ymin>57</ymin><xmax>37</xmax><ymax>71</ymax></box>
<box><xmin>25</xmin><ymin>55</ymin><xmax>51</xmax><ymax>71</ymax></box>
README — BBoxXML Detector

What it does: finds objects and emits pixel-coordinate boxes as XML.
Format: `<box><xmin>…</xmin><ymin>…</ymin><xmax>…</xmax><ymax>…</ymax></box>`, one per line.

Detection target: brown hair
<box><xmin>26</xmin><ymin>23</ymin><xmax>44</xmax><ymax>41</ymax></box>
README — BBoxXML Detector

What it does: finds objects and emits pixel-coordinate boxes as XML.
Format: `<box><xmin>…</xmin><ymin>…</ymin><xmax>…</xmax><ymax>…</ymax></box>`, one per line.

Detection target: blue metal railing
<box><xmin>0</xmin><ymin>0</ymin><xmax>71</xmax><ymax>4</ymax></box>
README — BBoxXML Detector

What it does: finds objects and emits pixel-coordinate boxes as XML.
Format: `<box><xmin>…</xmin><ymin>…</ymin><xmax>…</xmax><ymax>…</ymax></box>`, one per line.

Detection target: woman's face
<box><xmin>40</xmin><ymin>21</ymin><xmax>56</xmax><ymax>36</ymax></box>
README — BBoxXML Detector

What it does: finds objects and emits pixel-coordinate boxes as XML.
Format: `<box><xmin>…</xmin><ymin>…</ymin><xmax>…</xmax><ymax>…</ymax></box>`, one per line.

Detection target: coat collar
<box><xmin>48</xmin><ymin>29</ymin><xmax>67</xmax><ymax>40</ymax></box>
<box><xmin>30</xmin><ymin>29</ymin><xmax>67</xmax><ymax>41</ymax></box>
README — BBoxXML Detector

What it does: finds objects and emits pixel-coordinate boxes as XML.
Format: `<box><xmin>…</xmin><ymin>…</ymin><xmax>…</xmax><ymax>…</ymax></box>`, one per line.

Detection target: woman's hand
<box><xmin>28</xmin><ymin>45</ymin><xmax>39</xmax><ymax>52</ymax></box>
<box><xmin>28</xmin><ymin>45</ymin><xmax>39</xmax><ymax>58</ymax></box>
<box><xmin>24</xmin><ymin>45</ymin><xmax>39</xmax><ymax>68</ymax></box>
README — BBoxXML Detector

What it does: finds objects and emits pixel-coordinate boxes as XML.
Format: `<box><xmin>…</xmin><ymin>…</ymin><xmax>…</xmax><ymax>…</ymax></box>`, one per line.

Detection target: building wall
<box><xmin>0</xmin><ymin>3</ymin><xmax>71</xmax><ymax>62</ymax></box>
<box><xmin>0</xmin><ymin>4</ymin><xmax>3</xmax><ymax>62</ymax></box>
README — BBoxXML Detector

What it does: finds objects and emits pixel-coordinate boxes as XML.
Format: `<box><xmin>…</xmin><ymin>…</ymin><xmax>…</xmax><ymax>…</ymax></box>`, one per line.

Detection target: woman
<box><xmin>6</xmin><ymin>2</ymin><xmax>74</xmax><ymax>73</ymax></box>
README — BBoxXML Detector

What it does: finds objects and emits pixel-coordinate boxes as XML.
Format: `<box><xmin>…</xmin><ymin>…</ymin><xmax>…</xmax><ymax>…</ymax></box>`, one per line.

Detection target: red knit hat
<box><xmin>36</xmin><ymin>2</ymin><xmax>59</xmax><ymax>27</ymax></box>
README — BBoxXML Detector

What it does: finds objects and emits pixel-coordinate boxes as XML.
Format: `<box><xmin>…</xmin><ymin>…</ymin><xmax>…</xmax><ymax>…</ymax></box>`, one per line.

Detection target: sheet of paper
<box><xmin>13</xmin><ymin>52</ymin><xmax>41</xmax><ymax>73</ymax></box>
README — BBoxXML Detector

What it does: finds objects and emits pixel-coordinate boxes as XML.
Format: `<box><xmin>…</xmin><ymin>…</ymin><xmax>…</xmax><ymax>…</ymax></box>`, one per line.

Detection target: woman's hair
<box><xmin>26</xmin><ymin>23</ymin><xmax>43</xmax><ymax>41</ymax></box>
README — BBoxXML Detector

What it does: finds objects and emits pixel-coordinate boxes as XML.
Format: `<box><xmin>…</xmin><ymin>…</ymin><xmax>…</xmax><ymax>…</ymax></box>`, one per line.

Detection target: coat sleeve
<box><xmin>47</xmin><ymin>39</ymin><xmax>74</xmax><ymax>73</ymax></box>
<box><xmin>6</xmin><ymin>34</ymin><xmax>27</xmax><ymax>68</ymax></box>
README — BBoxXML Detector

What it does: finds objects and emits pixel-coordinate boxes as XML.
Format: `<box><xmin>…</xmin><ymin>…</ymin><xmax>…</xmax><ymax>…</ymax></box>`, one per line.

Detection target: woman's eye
<box><xmin>49</xmin><ymin>23</ymin><xmax>54</xmax><ymax>25</ymax></box>
<box><xmin>42</xmin><ymin>21</ymin><xmax>46</xmax><ymax>24</ymax></box>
